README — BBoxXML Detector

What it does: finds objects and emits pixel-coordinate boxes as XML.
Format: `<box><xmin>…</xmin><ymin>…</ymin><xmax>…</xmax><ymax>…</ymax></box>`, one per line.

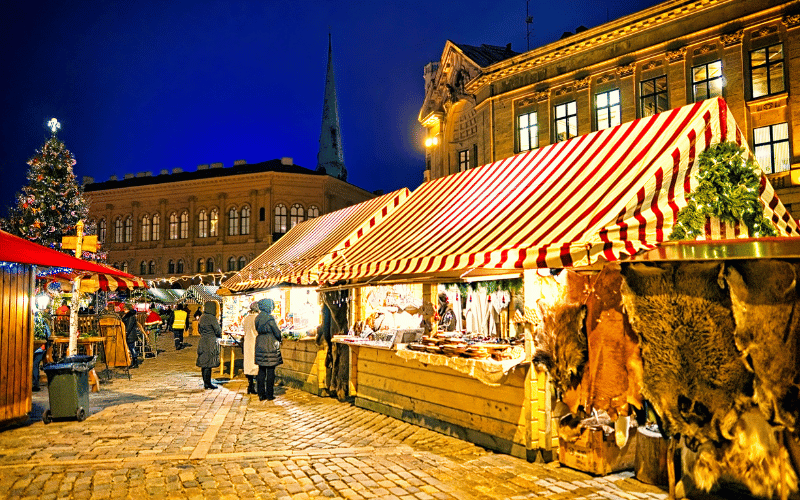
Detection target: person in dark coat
<box><xmin>196</xmin><ymin>301</ymin><xmax>221</xmax><ymax>389</ymax></box>
<box><xmin>122</xmin><ymin>305</ymin><xmax>140</xmax><ymax>369</ymax></box>
<box><xmin>254</xmin><ymin>298</ymin><xmax>283</xmax><ymax>401</ymax></box>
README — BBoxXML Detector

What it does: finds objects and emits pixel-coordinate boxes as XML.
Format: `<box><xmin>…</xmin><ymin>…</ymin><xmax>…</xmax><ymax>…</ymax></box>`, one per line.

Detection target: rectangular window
<box><xmin>458</xmin><ymin>149</ymin><xmax>470</xmax><ymax>172</ymax></box>
<box><xmin>640</xmin><ymin>75</ymin><xmax>667</xmax><ymax>117</ymax></box>
<box><xmin>754</xmin><ymin>123</ymin><xmax>790</xmax><ymax>174</ymax></box>
<box><xmin>595</xmin><ymin>89</ymin><xmax>620</xmax><ymax>130</ymax></box>
<box><xmin>751</xmin><ymin>43</ymin><xmax>785</xmax><ymax>99</ymax></box>
<box><xmin>692</xmin><ymin>60</ymin><xmax>723</xmax><ymax>102</ymax></box>
<box><xmin>554</xmin><ymin>101</ymin><xmax>577</xmax><ymax>142</ymax></box>
<box><xmin>517</xmin><ymin>111</ymin><xmax>538</xmax><ymax>152</ymax></box>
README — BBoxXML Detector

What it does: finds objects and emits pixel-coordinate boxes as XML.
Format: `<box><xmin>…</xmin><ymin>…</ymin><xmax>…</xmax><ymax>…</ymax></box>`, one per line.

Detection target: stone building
<box><xmin>419</xmin><ymin>0</ymin><xmax>800</xmax><ymax>216</ymax></box>
<box><xmin>83</xmin><ymin>158</ymin><xmax>374</xmax><ymax>285</ymax></box>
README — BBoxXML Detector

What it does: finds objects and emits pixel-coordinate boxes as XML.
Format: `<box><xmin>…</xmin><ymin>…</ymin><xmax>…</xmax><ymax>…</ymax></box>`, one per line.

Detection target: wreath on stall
<box><xmin>669</xmin><ymin>141</ymin><xmax>777</xmax><ymax>240</ymax></box>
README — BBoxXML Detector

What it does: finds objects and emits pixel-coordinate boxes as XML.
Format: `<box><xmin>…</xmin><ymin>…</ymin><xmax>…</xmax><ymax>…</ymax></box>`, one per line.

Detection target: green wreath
<box><xmin>669</xmin><ymin>141</ymin><xmax>776</xmax><ymax>240</ymax></box>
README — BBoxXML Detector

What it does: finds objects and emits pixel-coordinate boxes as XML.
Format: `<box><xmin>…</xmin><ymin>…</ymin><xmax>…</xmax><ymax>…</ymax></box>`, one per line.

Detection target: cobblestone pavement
<box><xmin>0</xmin><ymin>335</ymin><xmax>679</xmax><ymax>500</ymax></box>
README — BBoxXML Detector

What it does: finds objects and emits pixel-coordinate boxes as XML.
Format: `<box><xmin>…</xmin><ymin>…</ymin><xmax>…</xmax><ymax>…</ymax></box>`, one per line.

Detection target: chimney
<box><xmin>109</xmin><ymin>175</ymin><xmax>118</xmax><ymax>181</ymax></box>
<box><xmin>124</xmin><ymin>173</ymin><xmax>134</xmax><ymax>179</ymax></box>
<box><xmin>233</xmin><ymin>159</ymin><xmax>247</xmax><ymax>166</ymax></box>
<box><xmin>172</xmin><ymin>167</ymin><xmax>183</xmax><ymax>174</ymax></box>
<box><xmin>160</xmin><ymin>169</ymin><xmax>169</xmax><ymax>175</ymax></box>
<box><xmin>197</xmin><ymin>164</ymin><xmax>209</xmax><ymax>170</ymax></box>
<box><xmin>281</xmin><ymin>157</ymin><xmax>293</xmax><ymax>166</ymax></box>
<box><xmin>82</xmin><ymin>176</ymin><xmax>94</xmax><ymax>185</ymax></box>
<box><xmin>211</xmin><ymin>162</ymin><xmax>223</xmax><ymax>169</ymax></box>
<box><xmin>135</xmin><ymin>171</ymin><xmax>147</xmax><ymax>178</ymax></box>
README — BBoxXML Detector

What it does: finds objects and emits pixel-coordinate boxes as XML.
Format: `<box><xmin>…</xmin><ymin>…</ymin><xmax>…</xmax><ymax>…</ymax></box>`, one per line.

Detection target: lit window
<box><xmin>240</xmin><ymin>206</ymin><xmax>251</xmax><ymax>235</ymax></box>
<box><xmin>209</xmin><ymin>209</ymin><xmax>218</xmax><ymax>237</ymax></box>
<box><xmin>180</xmin><ymin>211</ymin><xmax>189</xmax><ymax>239</ymax></box>
<box><xmin>141</xmin><ymin>215</ymin><xmax>150</xmax><ymax>242</ymax></box>
<box><xmin>517</xmin><ymin>111</ymin><xmax>538</xmax><ymax>152</ymax></box>
<box><xmin>124</xmin><ymin>217</ymin><xmax>132</xmax><ymax>243</ymax></box>
<box><xmin>114</xmin><ymin>218</ymin><xmax>123</xmax><ymax>243</ymax></box>
<box><xmin>148</xmin><ymin>260</ymin><xmax>156</xmax><ymax>274</ymax></box>
<box><xmin>228</xmin><ymin>207</ymin><xmax>239</xmax><ymax>236</ymax></box>
<box><xmin>238</xmin><ymin>256</ymin><xmax>246</xmax><ymax>270</ymax></box>
<box><xmin>168</xmin><ymin>260</ymin><xmax>175</xmax><ymax>274</ymax></box>
<box><xmin>177</xmin><ymin>259</ymin><xmax>184</xmax><ymax>274</ymax></box>
<box><xmin>640</xmin><ymin>76</ymin><xmax>667</xmax><ymax>117</ymax></box>
<box><xmin>98</xmin><ymin>219</ymin><xmax>106</xmax><ymax>243</ymax></box>
<box><xmin>754</xmin><ymin>123</ymin><xmax>790</xmax><ymax>174</ymax></box>
<box><xmin>121</xmin><ymin>261</ymin><xmax>129</xmax><ymax>273</ymax></box>
<box><xmin>596</xmin><ymin>89</ymin><xmax>621</xmax><ymax>130</ymax></box>
<box><xmin>198</xmin><ymin>210</ymin><xmax>208</xmax><ymax>238</ymax></box>
<box><xmin>151</xmin><ymin>214</ymin><xmax>160</xmax><ymax>240</ymax></box>
<box><xmin>554</xmin><ymin>101</ymin><xmax>578</xmax><ymax>142</ymax></box>
<box><xmin>274</xmin><ymin>204</ymin><xmax>287</xmax><ymax>234</ymax></box>
<box><xmin>751</xmin><ymin>44</ymin><xmax>785</xmax><ymax>99</ymax></box>
<box><xmin>290</xmin><ymin>204</ymin><xmax>305</xmax><ymax>229</ymax></box>
<box><xmin>458</xmin><ymin>149</ymin><xmax>470</xmax><ymax>172</ymax></box>
<box><xmin>692</xmin><ymin>61</ymin><xmax>723</xmax><ymax>102</ymax></box>
<box><xmin>307</xmin><ymin>206</ymin><xmax>320</xmax><ymax>218</ymax></box>
<box><xmin>228</xmin><ymin>257</ymin><xmax>236</xmax><ymax>272</ymax></box>
<box><xmin>169</xmin><ymin>212</ymin><xmax>179</xmax><ymax>240</ymax></box>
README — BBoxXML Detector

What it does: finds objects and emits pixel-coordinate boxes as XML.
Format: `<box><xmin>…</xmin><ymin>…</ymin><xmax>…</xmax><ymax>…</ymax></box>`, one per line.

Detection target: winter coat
<box><xmin>254</xmin><ymin>298</ymin><xmax>283</xmax><ymax>367</ymax></box>
<box><xmin>172</xmin><ymin>309</ymin><xmax>188</xmax><ymax>330</ymax></box>
<box><xmin>196</xmin><ymin>301</ymin><xmax>221</xmax><ymax>368</ymax></box>
<box><xmin>242</xmin><ymin>313</ymin><xmax>258</xmax><ymax>376</ymax></box>
<box><xmin>122</xmin><ymin>310</ymin><xmax>139</xmax><ymax>344</ymax></box>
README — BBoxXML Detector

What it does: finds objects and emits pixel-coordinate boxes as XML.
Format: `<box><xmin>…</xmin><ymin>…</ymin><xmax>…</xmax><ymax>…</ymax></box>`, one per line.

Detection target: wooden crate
<box><xmin>559</xmin><ymin>426</ymin><xmax>637</xmax><ymax>475</ymax></box>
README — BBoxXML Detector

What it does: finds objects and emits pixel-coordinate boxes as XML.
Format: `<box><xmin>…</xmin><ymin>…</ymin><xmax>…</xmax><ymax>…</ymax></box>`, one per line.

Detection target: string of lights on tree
<box><xmin>669</xmin><ymin>141</ymin><xmax>777</xmax><ymax>240</ymax></box>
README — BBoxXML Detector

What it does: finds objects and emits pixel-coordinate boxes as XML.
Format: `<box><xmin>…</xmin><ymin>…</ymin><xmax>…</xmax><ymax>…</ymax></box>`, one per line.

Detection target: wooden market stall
<box><xmin>316</xmin><ymin>97</ymin><xmax>800</xmax><ymax>476</ymax></box>
<box><xmin>219</xmin><ymin>188</ymin><xmax>411</xmax><ymax>394</ymax></box>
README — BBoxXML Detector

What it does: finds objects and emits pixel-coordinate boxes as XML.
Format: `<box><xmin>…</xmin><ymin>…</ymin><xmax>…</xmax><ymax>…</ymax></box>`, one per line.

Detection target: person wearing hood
<box><xmin>242</xmin><ymin>302</ymin><xmax>260</xmax><ymax>395</ymax></box>
<box><xmin>122</xmin><ymin>305</ymin><xmax>140</xmax><ymax>369</ymax></box>
<box><xmin>196</xmin><ymin>300</ymin><xmax>221</xmax><ymax>389</ymax></box>
<box><xmin>254</xmin><ymin>298</ymin><xmax>283</xmax><ymax>401</ymax></box>
<box><xmin>437</xmin><ymin>292</ymin><xmax>457</xmax><ymax>332</ymax></box>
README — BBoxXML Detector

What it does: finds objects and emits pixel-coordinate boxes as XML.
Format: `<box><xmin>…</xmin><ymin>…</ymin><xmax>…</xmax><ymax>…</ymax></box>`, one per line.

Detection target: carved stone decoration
<box><xmin>534</xmin><ymin>90</ymin><xmax>550</xmax><ymax>102</ymax></box>
<box><xmin>666</xmin><ymin>46</ymin><xmax>686</xmax><ymax>63</ymax></box>
<box><xmin>575</xmin><ymin>77</ymin><xmax>590</xmax><ymax>90</ymax></box>
<box><xmin>693</xmin><ymin>43</ymin><xmax>716</xmax><ymax>56</ymax></box>
<box><xmin>516</xmin><ymin>96</ymin><xmax>537</xmax><ymax>108</ymax></box>
<box><xmin>597</xmin><ymin>73</ymin><xmax>615</xmax><ymax>85</ymax></box>
<box><xmin>720</xmin><ymin>29</ymin><xmax>744</xmax><ymax>46</ymax></box>
<box><xmin>554</xmin><ymin>85</ymin><xmax>574</xmax><ymax>97</ymax></box>
<box><xmin>752</xmin><ymin>25</ymin><xmax>778</xmax><ymax>38</ymax></box>
<box><xmin>615</xmin><ymin>63</ymin><xmax>635</xmax><ymax>77</ymax></box>
<box><xmin>642</xmin><ymin>60</ymin><xmax>662</xmax><ymax>71</ymax></box>
<box><xmin>783</xmin><ymin>14</ymin><xmax>800</xmax><ymax>28</ymax></box>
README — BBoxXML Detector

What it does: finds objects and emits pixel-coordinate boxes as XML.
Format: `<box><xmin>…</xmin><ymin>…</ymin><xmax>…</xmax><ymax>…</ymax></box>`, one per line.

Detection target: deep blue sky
<box><xmin>1</xmin><ymin>0</ymin><xmax>663</xmax><ymax>217</ymax></box>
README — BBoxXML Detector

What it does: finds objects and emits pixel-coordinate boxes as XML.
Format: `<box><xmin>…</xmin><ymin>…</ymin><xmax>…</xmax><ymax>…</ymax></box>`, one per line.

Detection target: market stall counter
<box><xmin>276</xmin><ymin>335</ymin><xmax>328</xmax><ymax>396</ymax></box>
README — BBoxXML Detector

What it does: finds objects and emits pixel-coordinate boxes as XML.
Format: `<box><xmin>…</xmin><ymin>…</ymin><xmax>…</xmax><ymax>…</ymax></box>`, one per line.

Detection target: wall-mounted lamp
<box><xmin>424</xmin><ymin>136</ymin><xmax>439</xmax><ymax>148</ymax></box>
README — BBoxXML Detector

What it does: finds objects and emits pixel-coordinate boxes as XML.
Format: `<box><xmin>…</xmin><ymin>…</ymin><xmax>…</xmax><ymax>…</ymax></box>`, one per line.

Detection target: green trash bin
<box><xmin>42</xmin><ymin>355</ymin><xmax>96</xmax><ymax>424</ymax></box>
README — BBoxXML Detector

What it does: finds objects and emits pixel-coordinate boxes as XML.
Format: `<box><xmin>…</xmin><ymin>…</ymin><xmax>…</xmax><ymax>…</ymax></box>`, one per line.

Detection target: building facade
<box><xmin>420</xmin><ymin>0</ymin><xmax>800</xmax><ymax>216</ymax></box>
<box><xmin>83</xmin><ymin>158</ymin><xmax>374</xmax><ymax>285</ymax></box>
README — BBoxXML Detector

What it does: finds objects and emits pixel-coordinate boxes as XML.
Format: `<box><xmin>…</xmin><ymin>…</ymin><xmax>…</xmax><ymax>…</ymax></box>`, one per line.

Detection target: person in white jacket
<box><xmin>242</xmin><ymin>302</ymin><xmax>260</xmax><ymax>395</ymax></box>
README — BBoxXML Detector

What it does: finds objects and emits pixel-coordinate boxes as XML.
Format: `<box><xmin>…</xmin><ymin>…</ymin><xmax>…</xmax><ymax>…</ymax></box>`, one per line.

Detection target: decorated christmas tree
<box><xmin>1</xmin><ymin>119</ymin><xmax>92</xmax><ymax>249</ymax></box>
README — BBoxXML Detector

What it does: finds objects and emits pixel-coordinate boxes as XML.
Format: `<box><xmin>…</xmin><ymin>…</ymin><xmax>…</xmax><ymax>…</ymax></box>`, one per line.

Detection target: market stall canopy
<box><xmin>222</xmin><ymin>188</ymin><xmax>411</xmax><ymax>292</ymax></box>
<box><xmin>181</xmin><ymin>285</ymin><xmax>222</xmax><ymax>304</ymax></box>
<box><xmin>0</xmin><ymin>229</ymin><xmax>140</xmax><ymax>278</ymax></box>
<box><xmin>319</xmin><ymin>98</ymin><xmax>799</xmax><ymax>283</ymax></box>
<box><xmin>146</xmin><ymin>287</ymin><xmax>186</xmax><ymax>304</ymax></box>
<box><xmin>50</xmin><ymin>262</ymin><xmax>148</xmax><ymax>292</ymax></box>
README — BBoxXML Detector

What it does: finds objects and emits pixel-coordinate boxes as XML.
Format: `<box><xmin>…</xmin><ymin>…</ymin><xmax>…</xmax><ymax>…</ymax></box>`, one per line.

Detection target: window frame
<box><xmin>240</xmin><ymin>205</ymin><xmax>251</xmax><ymax>235</ymax></box>
<box><xmin>750</xmin><ymin>43</ymin><xmax>785</xmax><ymax>99</ymax></box>
<box><xmin>639</xmin><ymin>75</ymin><xmax>668</xmax><ymax>118</ymax></box>
<box><xmin>151</xmin><ymin>213</ymin><xmax>160</xmax><ymax>240</ymax></box>
<box><xmin>180</xmin><ymin>210</ymin><xmax>189</xmax><ymax>239</ymax></box>
<box><xmin>238</xmin><ymin>256</ymin><xmax>246</xmax><ymax>270</ymax></box>
<box><xmin>595</xmin><ymin>89</ymin><xmax>621</xmax><ymax>131</ymax></box>
<box><xmin>148</xmin><ymin>260</ymin><xmax>156</xmax><ymax>275</ymax></box>
<box><xmin>228</xmin><ymin>207</ymin><xmax>239</xmax><ymax>236</ymax></box>
<box><xmin>458</xmin><ymin>149</ymin><xmax>470</xmax><ymax>172</ymax></box>
<box><xmin>289</xmin><ymin>204</ymin><xmax>305</xmax><ymax>229</ymax></box>
<box><xmin>168</xmin><ymin>259</ymin><xmax>175</xmax><ymax>274</ymax></box>
<box><xmin>169</xmin><ymin>212</ymin><xmax>179</xmax><ymax>240</ymax></box>
<box><xmin>753</xmin><ymin>122</ymin><xmax>791</xmax><ymax>174</ymax></box>
<box><xmin>198</xmin><ymin>210</ymin><xmax>208</xmax><ymax>238</ymax></box>
<box><xmin>274</xmin><ymin>204</ymin><xmax>288</xmax><ymax>234</ymax></box>
<box><xmin>227</xmin><ymin>257</ymin><xmax>236</xmax><ymax>272</ymax></box>
<box><xmin>307</xmin><ymin>206</ymin><xmax>320</xmax><ymax>219</ymax></box>
<box><xmin>177</xmin><ymin>259</ymin><xmax>184</xmax><ymax>274</ymax></box>
<box><xmin>114</xmin><ymin>218</ymin><xmax>123</xmax><ymax>243</ymax></box>
<box><xmin>141</xmin><ymin>215</ymin><xmax>150</xmax><ymax>242</ymax></box>
<box><xmin>553</xmin><ymin>100</ymin><xmax>578</xmax><ymax>142</ymax></box>
<box><xmin>98</xmin><ymin>219</ymin><xmax>107</xmax><ymax>243</ymax></box>
<box><xmin>209</xmin><ymin>209</ymin><xmax>218</xmax><ymax>237</ymax></box>
<box><xmin>692</xmin><ymin>60</ymin><xmax>723</xmax><ymax>102</ymax></box>
<box><xmin>517</xmin><ymin>110</ymin><xmax>539</xmax><ymax>152</ymax></box>
<box><xmin>123</xmin><ymin>216</ymin><xmax>132</xmax><ymax>243</ymax></box>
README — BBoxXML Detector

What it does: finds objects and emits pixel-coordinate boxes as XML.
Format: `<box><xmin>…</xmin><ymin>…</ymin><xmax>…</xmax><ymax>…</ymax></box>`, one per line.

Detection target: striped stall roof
<box><xmin>222</xmin><ymin>188</ymin><xmax>411</xmax><ymax>291</ymax></box>
<box><xmin>320</xmin><ymin>98</ymin><xmax>799</xmax><ymax>283</ymax></box>
<box><xmin>53</xmin><ymin>262</ymin><xmax>148</xmax><ymax>292</ymax></box>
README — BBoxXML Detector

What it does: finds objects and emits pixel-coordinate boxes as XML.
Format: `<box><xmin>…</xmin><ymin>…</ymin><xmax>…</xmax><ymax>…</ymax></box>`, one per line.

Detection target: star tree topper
<box><xmin>48</xmin><ymin>118</ymin><xmax>61</xmax><ymax>135</ymax></box>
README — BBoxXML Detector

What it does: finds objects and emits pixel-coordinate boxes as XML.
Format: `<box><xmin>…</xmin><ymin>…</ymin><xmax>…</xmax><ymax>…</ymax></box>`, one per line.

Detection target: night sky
<box><xmin>1</xmin><ymin>0</ymin><xmax>663</xmax><ymax>218</ymax></box>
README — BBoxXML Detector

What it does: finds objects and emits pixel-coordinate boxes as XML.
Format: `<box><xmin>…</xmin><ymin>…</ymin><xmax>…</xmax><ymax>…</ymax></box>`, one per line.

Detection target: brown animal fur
<box><xmin>726</xmin><ymin>260</ymin><xmax>800</xmax><ymax>432</ymax></box>
<box><xmin>533</xmin><ymin>301</ymin><xmax>588</xmax><ymax>401</ymax></box>
<box><xmin>620</xmin><ymin>262</ymin><xmax>753</xmax><ymax>447</ymax></box>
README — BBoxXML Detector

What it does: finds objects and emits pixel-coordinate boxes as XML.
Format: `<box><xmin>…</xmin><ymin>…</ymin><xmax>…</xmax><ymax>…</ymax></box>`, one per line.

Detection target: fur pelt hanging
<box><xmin>533</xmin><ymin>301</ymin><xmax>588</xmax><ymax>400</ymax></box>
<box><xmin>620</xmin><ymin>262</ymin><xmax>753</xmax><ymax>448</ymax></box>
<box><xmin>726</xmin><ymin>260</ymin><xmax>800</xmax><ymax>433</ymax></box>
<box><xmin>321</xmin><ymin>290</ymin><xmax>350</xmax><ymax>400</ymax></box>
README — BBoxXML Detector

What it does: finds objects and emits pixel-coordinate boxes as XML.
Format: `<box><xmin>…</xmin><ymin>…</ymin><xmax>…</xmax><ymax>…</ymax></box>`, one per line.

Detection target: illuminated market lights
<box><xmin>424</xmin><ymin>135</ymin><xmax>439</xmax><ymax>148</ymax></box>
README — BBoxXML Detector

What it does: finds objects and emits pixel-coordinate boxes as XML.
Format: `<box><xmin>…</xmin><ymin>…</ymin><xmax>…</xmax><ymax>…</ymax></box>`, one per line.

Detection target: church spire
<box><xmin>316</xmin><ymin>33</ymin><xmax>347</xmax><ymax>181</ymax></box>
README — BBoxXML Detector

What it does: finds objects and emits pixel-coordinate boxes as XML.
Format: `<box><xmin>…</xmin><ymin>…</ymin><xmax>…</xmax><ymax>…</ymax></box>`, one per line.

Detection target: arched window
<box><xmin>207</xmin><ymin>258</ymin><xmax>215</xmax><ymax>272</ymax></box>
<box><xmin>141</xmin><ymin>215</ymin><xmax>150</xmax><ymax>242</ymax></box>
<box><xmin>197</xmin><ymin>258</ymin><xmax>205</xmax><ymax>273</ymax></box>
<box><xmin>169</xmin><ymin>212</ymin><xmax>179</xmax><ymax>240</ymax></box>
<box><xmin>114</xmin><ymin>218</ymin><xmax>123</xmax><ymax>243</ymax></box>
<box><xmin>238</xmin><ymin>256</ymin><xmax>246</xmax><ymax>270</ymax></box>
<box><xmin>140</xmin><ymin>261</ymin><xmax>147</xmax><ymax>275</ymax></box>
<box><xmin>198</xmin><ymin>210</ymin><xmax>208</xmax><ymax>238</ymax></box>
<box><xmin>290</xmin><ymin>204</ymin><xmax>305</xmax><ymax>229</ymax></box>
<box><xmin>307</xmin><ymin>206</ymin><xmax>320</xmax><ymax>219</ymax></box>
<box><xmin>209</xmin><ymin>209</ymin><xmax>219</xmax><ymax>237</ymax></box>
<box><xmin>152</xmin><ymin>213</ymin><xmax>160</xmax><ymax>240</ymax></box>
<box><xmin>228</xmin><ymin>207</ymin><xmax>239</xmax><ymax>236</ymax></box>
<box><xmin>240</xmin><ymin>205</ymin><xmax>251</xmax><ymax>235</ymax></box>
<box><xmin>124</xmin><ymin>217</ymin><xmax>132</xmax><ymax>243</ymax></box>
<box><xmin>177</xmin><ymin>259</ymin><xmax>184</xmax><ymax>273</ymax></box>
<box><xmin>180</xmin><ymin>210</ymin><xmax>189</xmax><ymax>239</ymax></box>
<box><xmin>113</xmin><ymin>262</ymin><xmax>119</xmax><ymax>269</ymax></box>
<box><xmin>168</xmin><ymin>259</ymin><xmax>175</xmax><ymax>274</ymax></box>
<box><xmin>121</xmin><ymin>261</ymin><xmax>129</xmax><ymax>273</ymax></box>
<box><xmin>98</xmin><ymin>219</ymin><xmax>107</xmax><ymax>243</ymax></box>
<box><xmin>148</xmin><ymin>260</ymin><xmax>156</xmax><ymax>275</ymax></box>
<box><xmin>227</xmin><ymin>257</ymin><xmax>236</xmax><ymax>272</ymax></box>
<box><xmin>274</xmin><ymin>204</ymin><xmax>287</xmax><ymax>234</ymax></box>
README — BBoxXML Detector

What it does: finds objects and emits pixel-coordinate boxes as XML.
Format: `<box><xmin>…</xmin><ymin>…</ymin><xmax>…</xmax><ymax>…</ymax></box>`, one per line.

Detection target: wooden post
<box><xmin>68</xmin><ymin>220</ymin><xmax>85</xmax><ymax>357</ymax></box>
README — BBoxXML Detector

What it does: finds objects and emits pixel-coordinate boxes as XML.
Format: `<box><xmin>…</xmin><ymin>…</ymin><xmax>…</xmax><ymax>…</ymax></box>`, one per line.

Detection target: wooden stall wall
<box><xmin>276</xmin><ymin>338</ymin><xmax>327</xmax><ymax>396</ymax></box>
<box><xmin>0</xmin><ymin>264</ymin><xmax>35</xmax><ymax>425</ymax></box>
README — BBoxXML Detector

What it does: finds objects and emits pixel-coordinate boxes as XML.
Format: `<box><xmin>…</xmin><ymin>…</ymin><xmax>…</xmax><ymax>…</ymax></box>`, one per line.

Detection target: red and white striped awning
<box><xmin>319</xmin><ymin>98</ymin><xmax>799</xmax><ymax>283</ymax></box>
<box><xmin>51</xmin><ymin>262</ymin><xmax>148</xmax><ymax>292</ymax></box>
<box><xmin>222</xmin><ymin>188</ymin><xmax>411</xmax><ymax>291</ymax></box>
